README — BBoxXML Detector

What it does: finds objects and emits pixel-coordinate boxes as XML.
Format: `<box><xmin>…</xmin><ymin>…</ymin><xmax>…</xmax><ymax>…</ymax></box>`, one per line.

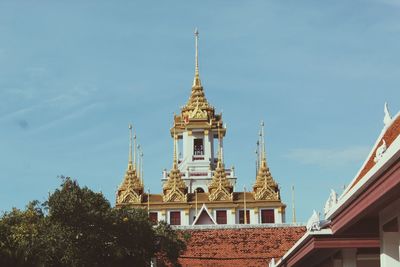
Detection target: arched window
<box><xmin>195</xmin><ymin>187</ymin><xmax>205</xmax><ymax>193</ymax></box>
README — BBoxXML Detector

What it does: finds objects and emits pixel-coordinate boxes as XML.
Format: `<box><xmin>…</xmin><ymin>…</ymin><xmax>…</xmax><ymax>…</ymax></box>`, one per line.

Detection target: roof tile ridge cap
<box><xmin>339</xmin><ymin>111</ymin><xmax>400</xmax><ymax>199</ymax></box>
<box><xmin>327</xmin><ymin>111</ymin><xmax>400</xmax><ymax>220</ymax></box>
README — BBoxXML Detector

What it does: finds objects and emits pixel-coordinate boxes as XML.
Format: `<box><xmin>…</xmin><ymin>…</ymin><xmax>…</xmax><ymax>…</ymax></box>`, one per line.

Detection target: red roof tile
<box><xmin>349</xmin><ymin>115</ymin><xmax>400</xmax><ymax>191</ymax></box>
<box><xmin>175</xmin><ymin>226</ymin><xmax>305</xmax><ymax>267</ymax></box>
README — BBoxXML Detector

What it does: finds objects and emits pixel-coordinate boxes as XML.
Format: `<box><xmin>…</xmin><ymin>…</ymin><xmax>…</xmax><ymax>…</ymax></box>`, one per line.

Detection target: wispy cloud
<box><xmin>29</xmin><ymin>102</ymin><xmax>101</xmax><ymax>134</ymax></box>
<box><xmin>377</xmin><ymin>0</ymin><xmax>400</xmax><ymax>7</ymax></box>
<box><xmin>284</xmin><ymin>146</ymin><xmax>371</xmax><ymax>167</ymax></box>
<box><xmin>17</xmin><ymin>119</ymin><xmax>29</xmax><ymax>130</ymax></box>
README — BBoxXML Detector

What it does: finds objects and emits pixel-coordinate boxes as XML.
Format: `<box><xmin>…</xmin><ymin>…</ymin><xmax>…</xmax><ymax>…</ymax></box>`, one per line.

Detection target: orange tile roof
<box><xmin>175</xmin><ymin>226</ymin><xmax>306</xmax><ymax>267</ymax></box>
<box><xmin>349</xmin><ymin>114</ymin><xmax>400</xmax><ymax>191</ymax></box>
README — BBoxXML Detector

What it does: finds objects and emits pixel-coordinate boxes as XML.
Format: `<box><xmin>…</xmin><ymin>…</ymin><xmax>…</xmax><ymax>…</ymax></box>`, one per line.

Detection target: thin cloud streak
<box><xmin>29</xmin><ymin>102</ymin><xmax>102</xmax><ymax>134</ymax></box>
<box><xmin>284</xmin><ymin>146</ymin><xmax>370</xmax><ymax>168</ymax></box>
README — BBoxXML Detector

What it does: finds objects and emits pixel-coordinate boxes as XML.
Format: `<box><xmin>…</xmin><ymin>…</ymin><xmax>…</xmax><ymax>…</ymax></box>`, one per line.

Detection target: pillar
<box><xmin>342</xmin><ymin>248</ymin><xmax>357</xmax><ymax>267</ymax></box>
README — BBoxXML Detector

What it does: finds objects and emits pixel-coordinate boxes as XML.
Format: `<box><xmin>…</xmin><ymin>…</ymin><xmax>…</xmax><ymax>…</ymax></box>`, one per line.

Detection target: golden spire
<box><xmin>133</xmin><ymin>129</ymin><xmax>137</xmax><ymax>171</ymax></box>
<box><xmin>163</xmin><ymin>127</ymin><xmax>187</xmax><ymax>202</ymax></box>
<box><xmin>128</xmin><ymin>124</ymin><xmax>133</xmax><ymax>166</ymax></box>
<box><xmin>217</xmin><ymin>122</ymin><xmax>223</xmax><ymax>165</ymax></box>
<box><xmin>115</xmin><ymin>124</ymin><xmax>143</xmax><ymax>206</ymax></box>
<box><xmin>252</xmin><ymin>121</ymin><xmax>280</xmax><ymax>201</ymax></box>
<box><xmin>261</xmin><ymin>120</ymin><xmax>266</xmax><ymax>163</ymax></box>
<box><xmin>173</xmin><ymin>128</ymin><xmax>178</xmax><ymax>169</ymax></box>
<box><xmin>193</xmin><ymin>28</ymin><xmax>201</xmax><ymax>87</ymax></box>
<box><xmin>208</xmin><ymin>122</ymin><xmax>233</xmax><ymax>201</ymax></box>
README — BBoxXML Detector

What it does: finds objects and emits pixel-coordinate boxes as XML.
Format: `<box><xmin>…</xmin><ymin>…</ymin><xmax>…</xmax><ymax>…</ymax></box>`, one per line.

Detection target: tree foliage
<box><xmin>0</xmin><ymin>177</ymin><xmax>186</xmax><ymax>267</ymax></box>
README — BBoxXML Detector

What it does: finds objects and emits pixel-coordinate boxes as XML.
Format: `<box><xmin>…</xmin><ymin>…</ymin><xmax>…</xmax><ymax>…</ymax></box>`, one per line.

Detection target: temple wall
<box><xmin>379</xmin><ymin>197</ymin><xmax>400</xmax><ymax>267</ymax></box>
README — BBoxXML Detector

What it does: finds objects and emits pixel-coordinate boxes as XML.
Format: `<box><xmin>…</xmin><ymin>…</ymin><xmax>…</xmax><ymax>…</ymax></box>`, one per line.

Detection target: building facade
<box><xmin>273</xmin><ymin>104</ymin><xmax>400</xmax><ymax>267</ymax></box>
<box><xmin>115</xmin><ymin>31</ymin><xmax>286</xmax><ymax>226</ymax></box>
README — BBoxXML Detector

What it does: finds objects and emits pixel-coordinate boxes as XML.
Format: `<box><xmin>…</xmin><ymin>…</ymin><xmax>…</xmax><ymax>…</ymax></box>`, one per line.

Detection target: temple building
<box><xmin>272</xmin><ymin>103</ymin><xmax>400</xmax><ymax>267</ymax></box>
<box><xmin>115</xmin><ymin>30</ymin><xmax>286</xmax><ymax>226</ymax></box>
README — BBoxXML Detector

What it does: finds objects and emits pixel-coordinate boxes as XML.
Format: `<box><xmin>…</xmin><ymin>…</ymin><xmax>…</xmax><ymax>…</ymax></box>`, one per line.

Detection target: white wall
<box><xmin>379</xmin><ymin>198</ymin><xmax>400</xmax><ymax>267</ymax></box>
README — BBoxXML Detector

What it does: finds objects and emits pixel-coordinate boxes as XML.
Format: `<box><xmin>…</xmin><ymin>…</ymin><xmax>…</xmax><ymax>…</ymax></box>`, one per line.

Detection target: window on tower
<box><xmin>194</xmin><ymin>138</ymin><xmax>204</xmax><ymax>155</ymax></box>
<box><xmin>261</xmin><ymin>209</ymin><xmax>275</xmax><ymax>224</ymax></box>
<box><xmin>169</xmin><ymin>211</ymin><xmax>181</xmax><ymax>225</ymax></box>
<box><xmin>195</xmin><ymin>187</ymin><xmax>205</xmax><ymax>193</ymax></box>
<box><xmin>216</xmin><ymin>210</ymin><xmax>227</xmax><ymax>224</ymax></box>
<box><xmin>149</xmin><ymin>212</ymin><xmax>158</xmax><ymax>225</ymax></box>
<box><xmin>239</xmin><ymin>210</ymin><xmax>250</xmax><ymax>224</ymax></box>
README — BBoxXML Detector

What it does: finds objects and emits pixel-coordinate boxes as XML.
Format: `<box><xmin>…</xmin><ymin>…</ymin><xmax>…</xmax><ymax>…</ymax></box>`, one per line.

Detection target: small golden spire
<box><xmin>128</xmin><ymin>124</ymin><xmax>133</xmax><ymax>165</ymax></box>
<box><xmin>137</xmin><ymin>144</ymin><xmax>141</xmax><ymax>179</ymax></box>
<box><xmin>141</xmin><ymin>150</ymin><xmax>144</xmax><ymax>185</ymax></box>
<box><xmin>292</xmin><ymin>185</ymin><xmax>297</xmax><ymax>224</ymax></box>
<box><xmin>193</xmin><ymin>28</ymin><xmax>202</xmax><ymax>87</ymax></box>
<box><xmin>173</xmin><ymin>128</ymin><xmax>178</xmax><ymax>169</ymax></box>
<box><xmin>260</xmin><ymin>120</ymin><xmax>266</xmax><ymax>163</ymax></box>
<box><xmin>217</xmin><ymin>122</ymin><xmax>223</xmax><ymax>165</ymax></box>
<box><xmin>133</xmin><ymin>130</ymin><xmax>137</xmax><ymax>171</ymax></box>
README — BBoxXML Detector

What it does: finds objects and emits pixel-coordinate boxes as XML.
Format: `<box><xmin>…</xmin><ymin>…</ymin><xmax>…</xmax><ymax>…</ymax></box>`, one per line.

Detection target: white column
<box><xmin>342</xmin><ymin>248</ymin><xmax>357</xmax><ymax>267</ymax></box>
<box><xmin>228</xmin><ymin>209</ymin><xmax>236</xmax><ymax>224</ymax></box>
<box><xmin>274</xmin><ymin>208</ymin><xmax>283</xmax><ymax>224</ymax></box>
<box><xmin>204</xmin><ymin>130</ymin><xmax>211</xmax><ymax>161</ymax></box>
<box><xmin>379</xmin><ymin>198</ymin><xmax>400</xmax><ymax>267</ymax></box>
<box><xmin>182</xmin><ymin>210</ymin><xmax>189</xmax><ymax>226</ymax></box>
<box><xmin>333</xmin><ymin>258</ymin><xmax>342</xmax><ymax>267</ymax></box>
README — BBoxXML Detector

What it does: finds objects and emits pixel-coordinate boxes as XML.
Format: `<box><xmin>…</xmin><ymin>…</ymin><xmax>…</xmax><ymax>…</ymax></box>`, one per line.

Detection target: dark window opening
<box><xmin>216</xmin><ymin>210</ymin><xmax>227</xmax><ymax>224</ymax></box>
<box><xmin>239</xmin><ymin>210</ymin><xmax>250</xmax><ymax>224</ymax></box>
<box><xmin>170</xmin><ymin>211</ymin><xmax>181</xmax><ymax>225</ymax></box>
<box><xmin>194</xmin><ymin>138</ymin><xmax>204</xmax><ymax>155</ymax></box>
<box><xmin>261</xmin><ymin>209</ymin><xmax>275</xmax><ymax>224</ymax></box>
<box><xmin>195</xmin><ymin>187</ymin><xmax>205</xmax><ymax>193</ymax></box>
<box><xmin>149</xmin><ymin>212</ymin><xmax>158</xmax><ymax>225</ymax></box>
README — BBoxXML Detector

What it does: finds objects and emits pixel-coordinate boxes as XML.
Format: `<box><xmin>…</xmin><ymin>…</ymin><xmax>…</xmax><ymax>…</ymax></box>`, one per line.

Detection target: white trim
<box><xmin>340</xmin><ymin>111</ymin><xmax>399</xmax><ymax>199</ymax></box>
<box><xmin>260</xmin><ymin>208</ymin><xmax>276</xmax><ymax>224</ymax></box>
<box><xmin>192</xmin><ymin>204</ymin><xmax>217</xmax><ymax>225</ymax></box>
<box><xmin>326</xmin><ymin>134</ymin><xmax>400</xmax><ymax>220</ymax></box>
<box><xmin>214</xmin><ymin>209</ymin><xmax>228</xmax><ymax>225</ymax></box>
<box><xmin>275</xmin><ymin>229</ymin><xmax>332</xmax><ymax>266</ymax></box>
<box><xmin>168</xmin><ymin>210</ymin><xmax>182</xmax><ymax>225</ymax></box>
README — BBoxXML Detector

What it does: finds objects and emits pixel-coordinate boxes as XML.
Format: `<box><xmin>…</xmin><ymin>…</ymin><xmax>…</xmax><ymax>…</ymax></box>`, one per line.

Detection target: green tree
<box><xmin>0</xmin><ymin>177</ymin><xmax>186</xmax><ymax>267</ymax></box>
<box><xmin>0</xmin><ymin>201</ymin><xmax>46</xmax><ymax>266</ymax></box>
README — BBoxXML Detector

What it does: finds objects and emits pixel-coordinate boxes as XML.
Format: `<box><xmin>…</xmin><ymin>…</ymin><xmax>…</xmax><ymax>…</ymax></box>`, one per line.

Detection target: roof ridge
<box><xmin>339</xmin><ymin>107</ymin><xmax>400</xmax><ymax>199</ymax></box>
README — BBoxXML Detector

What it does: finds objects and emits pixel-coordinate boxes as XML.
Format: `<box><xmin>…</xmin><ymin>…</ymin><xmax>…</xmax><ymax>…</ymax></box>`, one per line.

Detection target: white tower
<box><xmin>161</xmin><ymin>29</ymin><xmax>237</xmax><ymax>193</ymax></box>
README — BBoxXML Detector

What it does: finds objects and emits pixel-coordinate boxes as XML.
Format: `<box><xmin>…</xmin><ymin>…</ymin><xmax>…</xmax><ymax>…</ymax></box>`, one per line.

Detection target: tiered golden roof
<box><xmin>208</xmin><ymin>125</ymin><xmax>233</xmax><ymax>201</ymax></box>
<box><xmin>163</xmin><ymin>133</ymin><xmax>188</xmax><ymax>202</ymax></box>
<box><xmin>171</xmin><ymin>29</ymin><xmax>224</xmax><ymax>136</ymax></box>
<box><xmin>116</xmin><ymin>125</ymin><xmax>144</xmax><ymax>205</ymax></box>
<box><xmin>253</xmin><ymin>122</ymin><xmax>280</xmax><ymax>201</ymax></box>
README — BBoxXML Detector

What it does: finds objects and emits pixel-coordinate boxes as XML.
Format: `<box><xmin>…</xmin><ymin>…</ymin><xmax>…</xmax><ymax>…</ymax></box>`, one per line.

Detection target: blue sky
<box><xmin>0</xmin><ymin>0</ymin><xmax>399</xmax><ymax>222</ymax></box>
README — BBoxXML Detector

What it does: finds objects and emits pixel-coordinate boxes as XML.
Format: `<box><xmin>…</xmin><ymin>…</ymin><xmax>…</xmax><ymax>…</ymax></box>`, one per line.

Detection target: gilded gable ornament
<box><xmin>208</xmin><ymin>124</ymin><xmax>233</xmax><ymax>201</ymax></box>
<box><xmin>253</xmin><ymin>121</ymin><xmax>280</xmax><ymax>201</ymax></box>
<box><xmin>163</xmin><ymin>133</ymin><xmax>188</xmax><ymax>202</ymax></box>
<box><xmin>116</xmin><ymin>124</ymin><xmax>144</xmax><ymax>205</ymax></box>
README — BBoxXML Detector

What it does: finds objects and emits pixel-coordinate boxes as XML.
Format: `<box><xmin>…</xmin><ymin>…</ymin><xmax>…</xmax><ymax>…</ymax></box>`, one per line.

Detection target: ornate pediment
<box><xmin>189</xmin><ymin>102</ymin><xmax>208</xmax><ymax>120</ymax></box>
<box><xmin>117</xmin><ymin>189</ymin><xmax>142</xmax><ymax>204</ymax></box>
<box><xmin>163</xmin><ymin>164</ymin><xmax>188</xmax><ymax>203</ymax></box>
<box><xmin>253</xmin><ymin>185</ymin><xmax>279</xmax><ymax>201</ymax></box>
<box><xmin>209</xmin><ymin>184</ymin><xmax>233</xmax><ymax>201</ymax></box>
<box><xmin>116</xmin><ymin>163</ymin><xmax>144</xmax><ymax>205</ymax></box>
<box><xmin>208</xmin><ymin>161</ymin><xmax>233</xmax><ymax>201</ymax></box>
<box><xmin>163</xmin><ymin>188</ymin><xmax>187</xmax><ymax>202</ymax></box>
<box><xmin>253</xmin><ymin>159</ymin><xmax>280</xmax><ymax>201</ymax></box>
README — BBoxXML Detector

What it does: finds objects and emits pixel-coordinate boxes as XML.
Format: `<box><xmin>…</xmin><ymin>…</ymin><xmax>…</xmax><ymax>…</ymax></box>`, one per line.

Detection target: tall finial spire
<box><xmin>261</xmin><ymin>120</ymin><xmax>266</xmax><ymax>161</ymax></box>
<box><xmin>137</xmin><ymin>144</ymin><xmax>142</xmax><ymax>183</ymax></box>
<box><xmin>193</xmin><ymin>28</ymin><xmax>202</xmax><ymax>87</ymax></box>
<box><xmin>128</xmin><ymin>124</ymin><xmax>133</xmax><ymax>165</ymax></box>
<box><xmin>133</xmin><ymin>130</ymin><xmax>137</xmax><ymax>171</ymax></box>
<box><xmin>292</xmin><ymin>185</ymin><xmax>297</xmax><ymax>223</ymax></box>
<box><xmin>140</xmin><ymin>150</ymin><xmax>144</xmax><ymax>185</ymax></box>
<box><xmin>217</xmin><ymin>122</ymin><xmax>223</xmax><ymax>164</ymax></box>
<box><xmin>173</xmin><ymin>128</ymin><xmax>178</xmax><ymax>168</ymax></box>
